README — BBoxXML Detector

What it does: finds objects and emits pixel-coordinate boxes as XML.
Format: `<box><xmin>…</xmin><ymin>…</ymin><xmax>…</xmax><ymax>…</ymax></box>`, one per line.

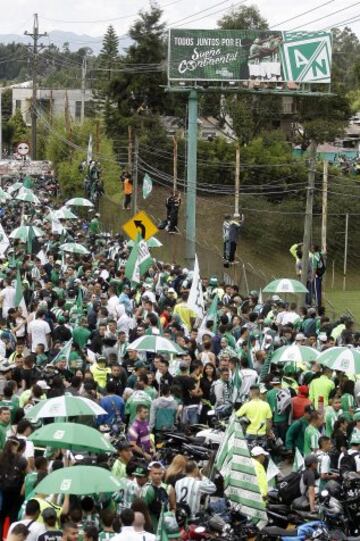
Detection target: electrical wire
<box><xmin>168</xmin><ymin>0</ymin><xmax>246</xmax><ymax>26</ymax></box>
<box><xmin>288</xmin><ymin>0</ymin><xmax>360</xmax><ymax>30</ymax></box>
<box><xmin>270</xmin><ymin>0</ymin><xmax>337</xmax><ymax>28</ymax></box>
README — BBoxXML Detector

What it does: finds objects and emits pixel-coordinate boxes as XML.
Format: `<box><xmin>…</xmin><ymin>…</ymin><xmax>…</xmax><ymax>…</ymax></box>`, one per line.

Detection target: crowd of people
<box><xmin>0</xmin><ymin>175</ymin><xmax>360</xmax><ymax>541</ymax></box>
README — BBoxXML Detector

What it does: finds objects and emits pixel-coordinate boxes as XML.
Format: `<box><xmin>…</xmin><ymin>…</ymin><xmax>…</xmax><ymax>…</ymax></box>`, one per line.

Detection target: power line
<box><xmin>288</xmin><ymin>0</ymin><xmax>360</xmax><ymax>30</ymax></box>
<box><xmin>270</xmin><ymin>0</ymin><xmax>337</xmax><ymax>28</ymax></box>
<box><xmin>168</xmin><ymin>0</ymin><xmax>245</xmax><ymax>26</ymax></box>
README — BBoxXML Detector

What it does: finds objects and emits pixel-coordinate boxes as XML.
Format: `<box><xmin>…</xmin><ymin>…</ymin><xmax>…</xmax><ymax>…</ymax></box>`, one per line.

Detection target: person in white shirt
<box><xmin>107</xmin><ymin>287</ymin><xmax>125</xmax><ymax>320</ymax></box>
<box><xmin>0</xmin><ymin>278</ymin><xmax>16</xmax><ymax>318</ymax></box>
<box><xmin>111</xmin><ymin>509</ymin><xmax>139</xmax><ymax>541</ymax></box>
<box><xmin>117</xmin><ymin>313</ymin><xmax>136</xmax><ymax>335</ymax></box>
<box><xmin>16</xmin><ymin>419</ymin><xmax>35</xmax><ymax>470</ymax></box>
<box><xmin>8</xmin><ymin>499</ymin><xmax>45</xmax><ymax>541</ymax></box>
<box><xmin>27</xmin><ymin>310</ymin><xmax>51</xmax><ymax>353</ymax></box>
<box><xmin>133</xmin><ymin>512</ymin><xmax>155</xmax><ymax>541</ymax></box>
<box><xmin>281</xmin><ymin>302</ymin><xmax>301</xmax><ymax>327</ymax></box>
<box><xmin>239</xmin><ymin>358</ymin><xmax>259</xmax><ymax>400</ymax></box>
<box><xmin>175</xmin><ymin>461</ymin><xmax>216</xmax><ymax>517</ymax></box>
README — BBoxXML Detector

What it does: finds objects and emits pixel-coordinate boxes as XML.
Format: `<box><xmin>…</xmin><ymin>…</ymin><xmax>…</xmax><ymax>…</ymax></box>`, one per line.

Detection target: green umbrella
<box><xmin>271</xmin><ymin>345</ymin><xmax>319</xmax><ymax>365</ymax></box>
<box><xmin>317</xmin><ymin>347</ymin><xmax>360</xmax><ymax>374</ymax></box>
<box><xmin>9</xmin><ymin>225</ymin><xmax>44</xmax><ymax>242</ymax></box>
<box><xmin>15</xmin><ymin>189</ymin><xmax>41</xmax><ymax>205</ymax></box>
<box><xmin>0</xmin><ymin>188</ymin><xmax>12</xmax><ymax>203</ymax></box>
<box><xmin>263</xmin><ymin>278</ymin><xmax>308</xmax><ymax>294</ymax></box>
<box><xmin>60</xmin><ymin>242</ymin><xmax>90</xmax><ymax>255</ymax></box>
<box><xmin>66</xmin><ymin>197</ymin><xmax>94</xmax><ymax>208</ymax></box>
<box><xmin>127</xmin><ymin>237</ymin><xmax>163</xmax><ymax>248</ymax></box>
<box><xmin>34</xmin><ymin>465</ymin><xmax>121</xmax><ymax>495</ymax></box>
<box><xmin>127</xmin><ymin>335</ymin><xmax>185</xmax><ymax>355</ymax></box>
<box><xmin>29</xmin><ymin>422</ymin><xmax>115</xmax><ymax>453</ymax></box>
<box><xmin>25</xmin><ymin>396</ymin><xmax>106</xmax><ymax>421</ymax></box>
<box><xmin>7</xmin><ymin>182</ymin><xmax>23</xmax><ymax>194</ymax></box>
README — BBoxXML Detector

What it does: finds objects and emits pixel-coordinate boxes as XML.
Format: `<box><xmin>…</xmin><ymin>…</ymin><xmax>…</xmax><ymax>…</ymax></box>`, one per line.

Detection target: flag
<box><xmin>15</xmin><ymin>268</ymin><xmax>28</xmax><ymax>317</ymax></box>
<box><xmin>36</xmin><ymin>249</ymin><xmax>48</xmax><ymax>265</ymax></box>
<box><xmin>87</xmin><ymin>134</ymin><xmax>93</xmax><ymax>164</ymax></box>
<box><xmin>293</xmin><ymin>447</ymin><xmax>305</xmax><ymax>472</ymax></box>
<box><xmin>125</xmin><ymin>234</ymin><xmax>153</xmax><ymax>284</ymax></box>
<box><xmin>187</xmin><ymin>254</ymin><xmax>204</xmax><ymax>318</ymax></box>
<box><xmin>199</xmin><ymin>294</ymin><xmax>218</xmax><ymax>334</ymax></box>
<box><xmin>232</xmin><ymin>362</ymin><xmax>242</xmax><ymax>404</ymax></box>
<box><xmin>258</xmin><ymin>288</ymin><xmax>263</xmax><ymax>304</ymax></box>
<box><xmin>142</xmin><ymin>173</ymin><xmax>153</xmax><ymax>199</ymax></box>
<box><xmin>267</xmin><ymin>457</ymin><xmax>280</xmax><ymax>488</ymax></box>
<box><xmin>50</xmin><ymin>338</ymin><xmax>73</xmax><ymax>368</ymax></box>
<box><xmin>155</xmin><ymin>504</ymin><xmax>168</xmax><ymax>541</ymax></box>
<box><xmin>26</xmin><ymin>226</ymin><xmax>35</xmax><ymax>254</ymax></box>
<box><xmin>0</xmin><ymin>223</ymin><xmax>9</xmax><ymax>257</ymax></box>
<box><xmin>76</xmin><ymin>288</ymin><xmax>83</xmax><ymax>312</ymax></box>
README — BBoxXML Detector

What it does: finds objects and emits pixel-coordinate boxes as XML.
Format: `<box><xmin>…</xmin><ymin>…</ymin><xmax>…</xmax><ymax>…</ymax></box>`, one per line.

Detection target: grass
<box><xmin>325</xmin><ymin>289</ymin><xmax>360</xmax><ymax>323</ymax></box>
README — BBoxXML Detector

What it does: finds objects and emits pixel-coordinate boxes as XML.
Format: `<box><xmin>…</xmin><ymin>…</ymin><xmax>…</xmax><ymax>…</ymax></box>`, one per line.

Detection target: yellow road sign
<box><xmin>122</xmin><ymin>210</ymin><xmax>159</xmax><ymax>241</ymax></box>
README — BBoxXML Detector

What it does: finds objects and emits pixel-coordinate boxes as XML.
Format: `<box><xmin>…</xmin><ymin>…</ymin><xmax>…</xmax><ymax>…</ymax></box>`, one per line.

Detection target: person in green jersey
<box><xmin>23</xmin><ymin>456</ymin><xmax>48</xmax><ymax>499</ymax></box>
<box><xmin>340</xmin><ymin>380</ymin><xmax>355</xmax><ymax>419</ymax></box>
<box><xmin>325</xmin><ymin>396</ymin><xmax>342</xmax><ymax>437</ymax></box>
<box><xmin>0</xmin><ymin>406</ymin><xmax>11</xmax><ymax>449</ymax></box>
<box><xmin>0</xmin><ymin>382</ymin><xmax>19</xmax><ymax>423</ymax></box>
<box><xmin>304</xmin><ymin>411</ymin><xmax>323</xmax><ymax>456</ymax></box>
<box><xmin>285</xmin><ymin>404</ymin><xmax>313</xmax><ymax>455</ymax></box>
<box><xmin>111</xmin><ymin>440</ymin><xmax>134</xmax><ymax>480</ymax></box>
<box><xmin>89</xmin><ymin>214</ymin><xmax>101</xmax><ymax>235</ymax></box>
<box><xmin>266</xmin><ymin>378</ymin><xmax>290</xmax><ymax>443</ymax></box>
<box><xmin>73</xmin><ymin>317</ymin><xmax>91</xmax><ymax>349</ymax></box>
<box><xmin>98</xmin><ymin>510</ymin><xmax>116</xmax><ymax>541</ymax></box>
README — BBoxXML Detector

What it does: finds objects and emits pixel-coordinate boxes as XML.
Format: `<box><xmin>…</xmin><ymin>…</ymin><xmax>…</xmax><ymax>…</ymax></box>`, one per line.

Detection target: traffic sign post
<box><xmin>122</xmin><ymin>210</ymin><xmax>159</xmax><ymax>241</ymax></box>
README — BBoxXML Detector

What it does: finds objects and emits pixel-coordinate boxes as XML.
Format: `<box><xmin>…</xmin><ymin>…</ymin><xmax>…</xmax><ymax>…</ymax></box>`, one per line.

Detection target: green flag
<box><xmin>232</xmin><ymin>362</ymin><xmax>243</xmax><ymax>404</ymax></box>
<box><xmin>199</xmin><ymin>294</ymin><xmax>218</xmax><ymax>334</ymax></box>
<box><xmin>15</xmin><ymin>268</ymin><xmax>28</xmax><ymax>316</ymax></box>
<box><xmin>155</xmin><ymin>504</ymin><xmax>168</xmax><ymax>541</ymax></box>
<box><xmin>125</xmin><ymin>234</ymin><xmax>153</xmax><ymax>284</ymax></box>
<box><xmin>293</xmin><ymin>447</ymin><xmax>305</xmax><ymax>472</ymax></box>
<box><xmin>142</xmin><ymin>173</ymin><xmax>153</xmax><ymax>200</ymax></box>
<box><xmin>50</xmin><ymin>338</ymin><xmax>73</xmax><ymax>368</ymax></box>
<box><xmin>76</xmin><ymin>288</ymin><xmax>83</xmax><ymax>312</ymax></box>
<box><xmin>26</xmin><ymin>225</ymin><xmax>35</xmax><ymax>254</ymax></box>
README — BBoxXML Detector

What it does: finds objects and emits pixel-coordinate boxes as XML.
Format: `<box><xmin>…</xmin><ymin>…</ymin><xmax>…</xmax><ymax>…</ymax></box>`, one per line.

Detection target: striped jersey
<box><xmin>174</xmin><ymin>476</ymin><xmax>216</xmax><ymax>516</ymax></box>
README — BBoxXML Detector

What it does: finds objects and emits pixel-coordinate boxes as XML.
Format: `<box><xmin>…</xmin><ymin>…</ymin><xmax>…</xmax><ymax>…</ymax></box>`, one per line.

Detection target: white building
<box><xmin>12</xmin><ymin>87</ymin><xmax>94</xmax><ymax>125</ymax></box>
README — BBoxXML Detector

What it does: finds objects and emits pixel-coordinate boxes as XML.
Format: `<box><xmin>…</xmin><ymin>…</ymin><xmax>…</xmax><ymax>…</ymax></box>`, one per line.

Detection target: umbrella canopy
<box><xmin>271</xmin><ymin>345</ymin><xmax>319</xmax><ymax>365</ymax></box>
<box><xmin>35</xmin><ymin>465</ymin><xmax>121</xmax><ymax>495</ymax></box>
<box><xmin>127</xmin><ymin>335</ymin><xmax>185</xmax><ymax>355</ymax></box>
<box><xmin>25</xmin><ymin>396</ymin><xmax>106</xmax><ymax>421</ymax></box>
<box><xmin>47</xmin><ymin>208</ymin><xmax>78</xmax><ymax>221</ymax></box>
<box><xmin>15</xmin><ymin>189</ymin><xmax>41</xmax><ymax>205</ymax></box>
<box><xmin>60</xmin><ymin>242</ymin><xmax>90</xmax><ymax>255</ymax></box>
<box><xmin>0</xmin><ymin>188</ymin><xmax>12</xmax><ymax>203</ymax></box>
<box><xmin>263</xmin><ymin>278</ymin><xmax>308</xmax><ymax>294</ymax></box>
<box><xmin>7</xmin><ymin>182</ymin><xmax>23</xmax><ymax>194</ymax></box>
<box><xmin>215</xmin><ymin>416</ymin><xmax>267</xmax><ymax>529</ymax></box>
<box><xmin>9</xmin><ymin>225</ymin><xmax>44</xmax><ymax>241</ymax></box>
<box><xmin>65</xmin><ymin>197</ymin><xmax>94</xmax><ymax>208</ymax></box>
<box><xmin>29</xmin><ymin>422</ymin><xmax>115</xmax><ymax>453</ymax></box>
<box><xmin>317</xmin><ymin>347</ymin><xmax>360</xmax><ymax>374</ymax></box>
<box><xmin>127</xmin><ymin>237</ymin><xmax>163</xmax><ymax>248</ymax></box>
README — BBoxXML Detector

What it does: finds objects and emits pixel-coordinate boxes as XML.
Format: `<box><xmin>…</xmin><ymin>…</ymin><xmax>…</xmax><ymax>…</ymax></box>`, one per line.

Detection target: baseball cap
<box><xmin>133</xmin><ymin>466</ymin><xmax>148</xmax><ymax>477</ymax></box>
<box><xmin>134</xmin><ymin>361</ymin><xmax>146</xmax><ymax>369</ymax></box>
<box><xmin>318</xmin><ymin>333</ymin><xmax>328</xmax><ymax>342</ymax></box>
<box><xmin>350</xmin><ymin>434</ymin><xmax>360</xmax><ymax>445</ymax></box>
<box><xmin>270</xmin><ymin>377</ymin><xmax>281</xmax><ymax>385</ymax></box>
<box><xmin>295</xmin><ymin>333</ymin><xmax>306</xmax><ymax>341</ymax></box>
<box><xmin>37</xmin><ymin>380</ymin><xmax>50</xmax><ymax>390</ymax></box>
<box><xmin>251</xmin><ymin>446</ymin><xmax>269</xmax><ymax>457</ymax></box>
<box><xmin>167</xmin><ymin>288</ymin><xmax>176</xmax><ymax>294</ymax></box>
<box><xmin>298</xmin><ymin>385</ymin><xmax>309</xmax><ymax>396</ymax></box>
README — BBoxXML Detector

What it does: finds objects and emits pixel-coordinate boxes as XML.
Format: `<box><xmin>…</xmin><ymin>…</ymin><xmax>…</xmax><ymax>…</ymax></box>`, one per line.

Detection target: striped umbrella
<box><xmin>65</xmin><ymin>197</ymin><xmax>94</xmax><ymax>208</ymax></box>
<box><xmin>60</xmin><ymin>242</ymin><xmax>90</xmax><ymax>255</ymax></box>
<box><xmin>271</xmin><ymin>345</ymin><xmax>319</xmax><ymax>365</ymax></box>
<box><xmin>127</xmin><ymin>335</ymin><xmax>185</xmax><ymax>355</ymax></box>
<box><xmin>215</xmin><ymin>416</ymin><xmax>267</xmax><ymax>529</ymax></box>
<box><xmin>263</xmin><ymin>278</ymin><xmax>308</xmax><ymax>294</ymax></box>
<box><xmin>25</xmin><ymin>396</ymin><xmax>106</xmax><ymax>421</ymax></box>
<box><xmin>51</xmin><ymin>207</ymin><xmax>78</xmax><ymax>220</ymax></box>
<box><xmin>9</xmin><ymin>225</ymin><xmax>44</xmax><ymax>242</ymax></box>
<box><xmin>317</xmin><ymin>347</ymin><xmax>360</xmax><ymax>374</ymax></box>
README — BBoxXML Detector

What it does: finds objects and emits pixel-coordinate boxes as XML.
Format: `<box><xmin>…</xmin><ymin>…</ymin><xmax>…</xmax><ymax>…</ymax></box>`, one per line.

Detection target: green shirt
<box><xmin>113</xmin><ymin>478</ymin><xmax>138</xmax><ymax>512</ymax></box>
<box><xmin>0</xmin><ymin>421</ymin><xmax>9</xmax><ymax>449</ymax></box>
<box><xmin>303</xmin><ymin>424</ymin><xmax>320</xmax><ymax>456</ymax></box>
<box><xmin>144</xmin><ymin>386</ymin><xmax>158</xmax><ymax>400</ymax></box>
<box><xmin>266</xmin><ymin>388</ymin><xmax>288</xmax><ymax>423</ymax></box>
<box><xmin>24</xmin><ymin>471</ymin><xmax>38</xmax><ymax>499</ymax></box>
<box><xmin>325</xmin><ymin>406</ymin><xmax>342</xmax><ymax>437</ymax></box>
<box><xmin>99</xmin><ymin>532</ymin><xmax>116</xmax><ymax>541</ymax></box>
<box><xmin>285</xmin><ymin>417</ymin><xmax>308</xmax><ymax>455</ymax></box>
<box><xmin>341</xmin><ymin>392</ymin><xmax>355</xmax><ymax>414</ymax></box>
<box><xmin>0</xmin><ymin>397</ymin><xmax>18</xmax><ymax>423</ymax></box>
<box><xmin>73</xmin><ymin>326</ymin><xmax>91</xmax><ymax>348</ymax></box>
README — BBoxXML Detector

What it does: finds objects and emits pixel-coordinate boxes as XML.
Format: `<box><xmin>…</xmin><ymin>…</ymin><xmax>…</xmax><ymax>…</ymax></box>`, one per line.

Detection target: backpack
<box><xmin>316</xmin><ymin>254</ymin><xmax>326</xmax><ymax>277</ymax></box>
<box><xmin>276</xmin><ymin>388</ymin><xmax>292</xmax><ymax>415</ymax></box>
<box><xmin>339</xmin><ymin>450</ymin><xmax>359</xmax><ymax>476</ymax></box>
<box><xmin>147</xmin><ymin>484</ymin><xmax>169</xmax><ymax>517</ymax></box>
<box><xmin>278</xmin><ymin>471</ymin><xmax>301</xmax><ymax>502</ymax></box>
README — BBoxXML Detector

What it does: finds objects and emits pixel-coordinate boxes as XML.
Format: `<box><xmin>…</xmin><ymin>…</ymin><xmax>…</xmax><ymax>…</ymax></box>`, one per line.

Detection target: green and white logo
<box><xmin>281</xmin><ymin>32</ymin><xmax>332</xmax><ymax>83</ymax></box>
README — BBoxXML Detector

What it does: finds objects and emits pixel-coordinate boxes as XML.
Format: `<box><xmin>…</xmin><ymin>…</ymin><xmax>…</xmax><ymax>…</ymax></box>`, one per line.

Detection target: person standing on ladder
<box><xmin>123</xmin><ymin>173</ymin><xmax>133</xmax><ymax>211</ymax></box>
<box><xmin>223</xmin><ymin>213</ymin><xmax>245</xmax><ymax>268</ymax></box>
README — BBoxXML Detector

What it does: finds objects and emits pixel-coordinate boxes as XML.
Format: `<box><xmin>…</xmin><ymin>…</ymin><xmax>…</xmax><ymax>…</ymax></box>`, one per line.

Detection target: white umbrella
<box><xmin>66</xmin><ymin>197</ymin><xmax>94</xmax><ymax>208</ymax></box>
<box><xmin>25</xmin><ymin>396</ymin><xmax>106</xmax><ymax>421</ymax></box>
<box><xmin>60</xmin><ymin>242</ymin><xmax>90</xmax><ymax>255</ymax></box>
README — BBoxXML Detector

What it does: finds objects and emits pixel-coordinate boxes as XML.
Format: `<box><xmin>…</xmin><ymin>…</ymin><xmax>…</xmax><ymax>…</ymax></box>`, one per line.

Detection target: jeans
<box><xmin>182</xmin><ymin>405</ymin><xmax>200</xmax><ymax>425</ymax></box>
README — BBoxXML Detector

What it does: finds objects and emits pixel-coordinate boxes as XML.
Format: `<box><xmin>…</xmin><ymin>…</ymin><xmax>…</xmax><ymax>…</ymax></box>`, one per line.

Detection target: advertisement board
<box><xmin>168</xmin><ymin>29</ymin><xmax>332</xmax><ymax>83</ymax></box>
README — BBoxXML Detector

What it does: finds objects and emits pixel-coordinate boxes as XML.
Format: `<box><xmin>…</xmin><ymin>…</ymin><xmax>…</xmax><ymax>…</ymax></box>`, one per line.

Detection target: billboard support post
<box><xmin>185</xmin><ymin>90</ymin><xmax>198</xmax><ymax>265</ymax></box>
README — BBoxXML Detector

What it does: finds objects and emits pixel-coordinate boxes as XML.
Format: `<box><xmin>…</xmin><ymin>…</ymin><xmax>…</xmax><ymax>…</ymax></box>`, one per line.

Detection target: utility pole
<box><xmin>172</xmin><ymin>135</ymin><xmax>178</xmax><ymax>193</ymax></box>
<box><xmin>234</xmin><ymin>142</ymin><xmax>240</xmax><ymax>218</ymax></box>
<box><xmin>80</xmin><ymin>55</ymin><xmax>87</xmax><ymax>124</ymax></box>
<box><xmin>128</xmin><ymin>126</ymin><xmax>133</xmax><ymax>172</ymax></box>
<box><xmin>185</xmin><ymin>90</ymin><xmax>198</xmax><ymax>264</ymax></box>
<box><xmin>343</xmin><ymin>213</ymin><xmax>349</xmax><ymax>291</ymax></box>
<box><xmin>301</xmin><ymin>139</ymin><xmax>317</xmax><ymax>291</ymax></box>
<box><xmin>133</xmin><ymin>136</ymin><xmax>139</xmax><ymax>214</ymax></box>
<box><xmin>25</xmin><ymin>14</ymin><xmax>47</xmax><ymax>160</ymax></box>
<box><xmin>321</xmin><ymin>160</ymin><xmax>328</xmax><ymax>254</ymax></box>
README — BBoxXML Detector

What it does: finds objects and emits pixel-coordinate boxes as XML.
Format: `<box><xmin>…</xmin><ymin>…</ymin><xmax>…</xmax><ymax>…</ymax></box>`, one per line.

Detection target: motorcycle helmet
<box><xmin>325</xmin><ymin>479</ymin><xmax>342</xmax><ymax>499</ymax></box>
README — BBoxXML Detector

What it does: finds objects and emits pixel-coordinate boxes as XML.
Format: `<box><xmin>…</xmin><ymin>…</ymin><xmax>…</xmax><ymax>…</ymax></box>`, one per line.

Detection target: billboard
<box><xmin>168</xmin><ymin>29</ymin><xmax>332</xmax><ymax>83</ymax></box>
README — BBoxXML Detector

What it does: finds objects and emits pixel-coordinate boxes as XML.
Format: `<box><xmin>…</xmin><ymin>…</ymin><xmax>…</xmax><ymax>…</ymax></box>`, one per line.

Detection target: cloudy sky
<box><xmin>2</xmin><ymin>0</ymin><xmax>360</xmax><ymax>39</ymax></box>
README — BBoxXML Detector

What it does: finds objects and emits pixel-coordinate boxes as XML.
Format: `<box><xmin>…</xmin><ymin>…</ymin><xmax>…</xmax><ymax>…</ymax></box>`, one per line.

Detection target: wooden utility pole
<box><xmin>321</xmin><ymin>160</ymin><xmax>328</xmax><ymax>254</ymax></box>
<box><xmin>133</xmin><ymin>136</ymin><xmax>139</xmax><ymax>214</ymax></box>
<box><xmin>80</xmin><ymin>55</ymin><xmax>87</xmax><ymax>124</ymax></box>
<box><xmin>25</xmin><ymin>14</ymin><xmax>47</xmax><ymax>160</ymax></box>
<box><xmin>95</xmin><ymin>120</ymin><xmax>100</xmax><ymax>154</ymax></box>
<box><xmin>234</xmin><ymin>142</ymin><xmax>240</xmax><ymax>218</ymax></box>
<box><xmin>128</xmin><ymin>126</ymin><xmax>133</xmax><ymax>172</ymax></box>
<box><xmin>301</xmin><ymin>140</ymin><xmax>317</xmax><ymax>290</ymax></box>
<box><xmin>343</xmin><ymin>213</ymin><xmax>349</xmax><ymax>291</ymax></box>
<box><xmin>172</xmin><ymin>135</ymin><xmax>178</xmax><ymax>193</ymax></box>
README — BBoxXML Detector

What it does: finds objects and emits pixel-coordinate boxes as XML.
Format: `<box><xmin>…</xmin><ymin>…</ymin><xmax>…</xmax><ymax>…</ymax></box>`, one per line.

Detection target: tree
<box><xmin>8</xmin><ymin>109</ymin><xmax>28</xmax><ymax>144</ymax></box>
<box><xmin>331</xmin><ymin>27</ymin><xmax>360</xmax><ymax>91</ymax></box>
<box><xmin>218</xmin><ymin>4</ymin><xmax>268</xmax><ymax>30</ymax></box>
<box><xmin>98</xmin><ymin>25</ymin><xmax>119</xmax><ymax>79</ymax></box>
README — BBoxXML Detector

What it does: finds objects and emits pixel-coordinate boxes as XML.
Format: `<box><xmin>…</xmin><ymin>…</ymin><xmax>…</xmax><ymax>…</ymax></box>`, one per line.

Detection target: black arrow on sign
<box><xmin>134</xmin><ymin>220</ymin><xmax>146</xmax><ymax>239</ymax></box>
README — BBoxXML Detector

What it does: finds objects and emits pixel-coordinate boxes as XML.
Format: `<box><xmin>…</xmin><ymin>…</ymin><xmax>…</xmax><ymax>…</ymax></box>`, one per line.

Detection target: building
<box><xmin>12</xmin><ymin>87</ymin><xmax>94</xmax><ymax>125</ymax></box>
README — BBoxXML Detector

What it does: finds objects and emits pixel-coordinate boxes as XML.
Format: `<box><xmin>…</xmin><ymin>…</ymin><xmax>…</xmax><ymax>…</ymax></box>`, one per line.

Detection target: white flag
<box><xmin>36</xmin><ymin>249</ymin><xmax>48</xmax><ymax>265</ymax></box>
<box><xmin>267</xmin><ymin>457</ymin><xmax>280</xmax><ymax>487</ymax></box>
<box><xmin>51</xmin><ymin>219</ymin><xmax>65</xmax><ymax>234</ymax></box>
<box><xmin>187</xmin><ymin>254</ymin><xmax>204</xmax><ymax>318</ymax></box>
<box><xmin>0</xmin><ymin>223</ymin><xmax>9</xmax><ymax>257</ymax></box>
<box><xmin>87</xmin><ymin>134</ymin><xmax>93</xmax><ymax>164</ymax></box>
<box><xmin>293</xmin><ymin>447</ymin><xmax>305</xmax><ymax>472</ymax></box>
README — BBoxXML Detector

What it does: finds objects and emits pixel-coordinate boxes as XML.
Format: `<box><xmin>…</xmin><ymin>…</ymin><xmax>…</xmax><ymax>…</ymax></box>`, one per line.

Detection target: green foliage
<box><xmin>8</xmin><ymin>108</ymin><xmax>28</xmax><ymax>144</ymax></box>
<box><xmin>218</xmin><ymin>4</ymin><xmax>268</xmax><ymax>30</ymax></box>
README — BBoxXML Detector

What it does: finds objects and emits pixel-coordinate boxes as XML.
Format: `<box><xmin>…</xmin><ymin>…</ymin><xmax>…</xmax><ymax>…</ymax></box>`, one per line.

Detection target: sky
<box><xmin>1</xmin><ymin>0</ymin><xmax>360</xmax><ymax>41</ymax></box>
